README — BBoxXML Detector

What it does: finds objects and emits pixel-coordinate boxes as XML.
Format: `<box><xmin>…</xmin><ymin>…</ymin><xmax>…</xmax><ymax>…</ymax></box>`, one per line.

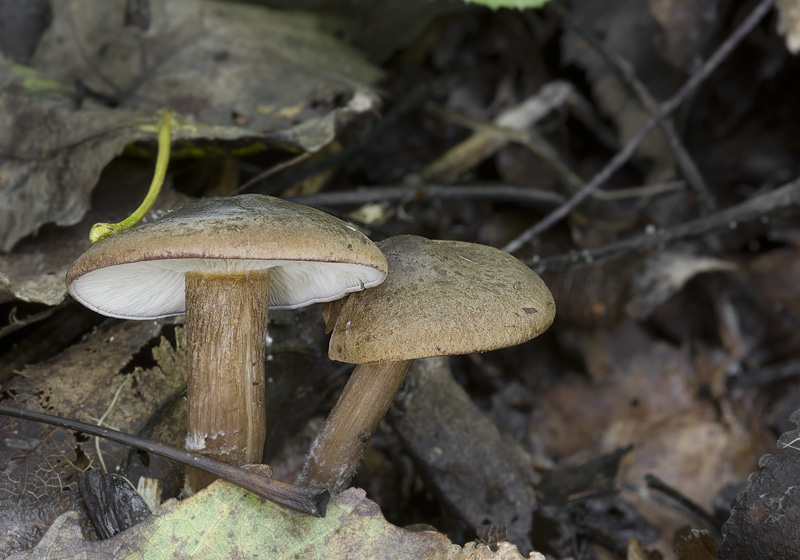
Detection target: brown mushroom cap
<box><xmin>327</xmin><ymin>235</ymin><xmax>555</xmax><ymax>363</ymax></box>
<box><xmin>67</xmin><ymin>194</ymin><xmax>388</xmax><ymax>319</ymax></box>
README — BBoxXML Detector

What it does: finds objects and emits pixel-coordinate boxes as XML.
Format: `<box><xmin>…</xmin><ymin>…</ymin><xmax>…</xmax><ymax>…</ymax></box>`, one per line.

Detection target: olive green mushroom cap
<box><xmin>326</xmin><ymin>235</ymin><xmax>555</xmax><ymax>363</ymax></box>
<box><xmin>67</xmin><ymin>194</ymin><xmax>388</xmax><ymax>319</ymax></box>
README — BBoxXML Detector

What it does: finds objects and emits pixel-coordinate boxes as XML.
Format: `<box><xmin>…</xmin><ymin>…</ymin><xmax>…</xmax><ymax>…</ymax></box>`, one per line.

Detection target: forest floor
<box><xmin>2</xmin><ymin>1</ymin><xmax>800</xmax><ymax>559</ymax></box>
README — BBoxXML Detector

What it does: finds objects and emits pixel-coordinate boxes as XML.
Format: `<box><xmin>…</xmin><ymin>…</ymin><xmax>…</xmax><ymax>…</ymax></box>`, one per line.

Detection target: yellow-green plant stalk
<box><xmin>89</xmin><ymin>110</ymin><xmax>173</xmax><ymax>244</ymax></box>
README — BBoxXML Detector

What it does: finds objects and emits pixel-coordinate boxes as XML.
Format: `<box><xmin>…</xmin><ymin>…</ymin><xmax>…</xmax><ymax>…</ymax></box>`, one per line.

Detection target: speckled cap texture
<box><xmin>67</xmin><ymin>194</ymin><xmax>388</xmax><ymax>319</ymax></box>
<box><xmin>327</xmin><ymin>235</ymin><xmax>555</xmax><ymax>363</ymax></box>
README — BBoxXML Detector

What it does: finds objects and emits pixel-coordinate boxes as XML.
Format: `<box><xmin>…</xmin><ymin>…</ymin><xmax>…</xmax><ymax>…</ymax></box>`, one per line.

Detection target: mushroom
<box><xmin>299</xmin><ymin>234</ymin><xmax>555</xmax><ymax>494</ymax></box>
<box><xmin>66</xmin><ymin>194</ymin><xmax>387</xmax><ymax>492</ymax></box>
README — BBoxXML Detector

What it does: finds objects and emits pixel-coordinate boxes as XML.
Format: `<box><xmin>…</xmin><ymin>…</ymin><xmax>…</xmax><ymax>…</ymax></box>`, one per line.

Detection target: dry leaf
<box><xmin>2</xmin><ymin>0</ymin><xmax>382</xmax><ymax>252</ymax></box>
<box><xmin>544</xmin><ymin>251</ymin><xmax>735</xmax><ymax>328</ymax></box>
<box><xmin>31</xmin><ymin>0</ymin><xmax>381</xmax><ymax>132</ymax></box>
<box><xmin>0</xmin><ymin>322</ymin><xmax>185</xmax><ymax>508</ymax></box>
<box><xmin>8</xmin><ymin>484</ymin><xmax>468</xmax><ymax>560</ymax></box>
<box><xmin>531</xmin><ymin>322</ymin><xmax>756</xmax><ymax>556</ymax></box>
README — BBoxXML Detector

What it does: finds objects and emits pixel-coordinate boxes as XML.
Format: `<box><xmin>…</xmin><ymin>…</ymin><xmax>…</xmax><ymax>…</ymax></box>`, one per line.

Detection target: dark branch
<box><xmin>504</xmin><ymin>0</ymin><xmax>777</xmax><ymax>254</ymax></box>
<box><xmin>528</xmin><ymin>176</ymin><xmax>800</xmax><ymax>271</ymax></box>
<box><xmin>0</xmin><ymin>405</ymin><xmax>329</xmax><ymax>518</ymax></box>
<box><xmin>546</xmin><ymin>1</ymin><xmax>716</xmax><ymax>213</ymax></box>
<box><xmin>287</xmin><ymin>183</ymin><xmax>565</xmax><ymax>209</ymax></box>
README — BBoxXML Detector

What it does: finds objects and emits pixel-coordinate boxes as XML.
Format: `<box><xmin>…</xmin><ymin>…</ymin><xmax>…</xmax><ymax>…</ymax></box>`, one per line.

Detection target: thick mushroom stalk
<box><xmin>184</xmin><ymin>269</ymin><xmax>270</xmax><ymax>492</ymax></box>
<box><xmin>66</xmin><ymin>194</ymin><xmax>388</xmax><ymax>498</ymax></box>
<box><xmin>299</xmin><ymin>360</ymin><xmax>412</xmax><ymax>493</ymax></box>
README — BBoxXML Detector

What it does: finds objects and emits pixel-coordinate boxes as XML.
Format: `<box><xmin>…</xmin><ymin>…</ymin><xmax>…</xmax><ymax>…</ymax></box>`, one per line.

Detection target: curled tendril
<box><xmin>89</xmin><ymin>110</ymin><xmax>173</xmax><ymax>244</ymax></box>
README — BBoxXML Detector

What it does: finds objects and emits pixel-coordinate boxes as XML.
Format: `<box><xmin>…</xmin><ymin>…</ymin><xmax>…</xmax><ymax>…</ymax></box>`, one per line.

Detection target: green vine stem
<box><xmin>89</xmin><ymin>110</ymin><xmax>173</xmax><ymax>244</ymax></box>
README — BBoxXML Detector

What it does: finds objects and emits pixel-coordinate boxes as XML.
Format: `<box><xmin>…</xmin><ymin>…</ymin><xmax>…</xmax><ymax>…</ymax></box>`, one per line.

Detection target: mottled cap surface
<box><xmin>327</xmin><ymin>235</ymin><xmax>555</xmax><ymax>363</ymax></box>
<box><xmin>67</xmin><ymin>194</ymin><xmax>388</xmax><ymax>319</ymax></box>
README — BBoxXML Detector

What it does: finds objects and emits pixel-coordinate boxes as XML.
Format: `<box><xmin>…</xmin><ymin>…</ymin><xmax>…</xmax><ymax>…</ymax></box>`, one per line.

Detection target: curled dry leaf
<box><xmin>624</xmin><ymin>251</ymin><xmax>737</xmax><ymax>319</ymax></box>
<box><xmin>0</xmin><ymin>490</ymin><xmax>94</xmax><ymax>557</ymax></box>
<box><xmin>2</xmin><ymin>0</ymin><xmax>382</xmax><ymax>253</ymax></box>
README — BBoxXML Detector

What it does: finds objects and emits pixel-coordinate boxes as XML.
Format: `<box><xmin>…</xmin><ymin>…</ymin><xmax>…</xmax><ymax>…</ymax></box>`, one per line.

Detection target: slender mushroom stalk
<box><xmin>66</xmin><ymin>195</ymin><xmax>388</xmax><ymax>495</ymax></box>
<box><xmin>299</xmin><ymin>235</ymin><xmax>556</xmax><ymax>495</ymax></box>
<box><xmin>301</xmin><ymin>360</ymin><xmax>412</xmax><ymax>493</ymax></box>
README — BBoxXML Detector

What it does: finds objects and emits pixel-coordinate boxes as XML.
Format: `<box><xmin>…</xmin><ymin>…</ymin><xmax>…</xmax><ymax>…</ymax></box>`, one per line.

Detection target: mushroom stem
<box><xmin>184</xmin><ymin>269</ymin><xmax>270</xmax><ymax>492</ymax></box>
<box><xmin>299</xmin><ymin>359</ymin><xmax>414</xmax><ymax>494</ymax></box>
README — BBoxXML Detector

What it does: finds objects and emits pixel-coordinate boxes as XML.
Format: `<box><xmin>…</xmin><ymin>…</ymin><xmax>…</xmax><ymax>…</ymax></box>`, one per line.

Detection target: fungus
<box><xmin>67</xmin><ymin>194</ymin><xmax>387</xmax><ymax>491</ymax></box>
<box><xmin>299</xmin><ymin>235</ymin><xmax>555</xmax><ymax>494</ymax></box>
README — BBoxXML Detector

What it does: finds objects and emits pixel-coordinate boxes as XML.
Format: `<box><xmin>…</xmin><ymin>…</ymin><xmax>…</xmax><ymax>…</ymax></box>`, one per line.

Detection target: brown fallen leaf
<box><xmin>530</xmin><ymin>321</ymin><xmax>756</xmax><ymax>557</ymax></box>
<box><xmin>31</xmin><ymin>0</ymin><xmax>381</xmax><ymax>133</ymax></box>
<box><xmin>543</xmin><ymin>251</ymin><xmax>736</xmax><ymax>328</ymax></box>
<box><xmin>747</xmin><ymin>247</ymin><xmax>800</xmax><ymax>361</ymax></box>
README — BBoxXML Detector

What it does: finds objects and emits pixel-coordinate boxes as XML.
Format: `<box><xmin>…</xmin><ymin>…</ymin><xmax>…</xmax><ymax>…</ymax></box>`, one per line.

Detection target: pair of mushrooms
<box><xmin>66</xmin><ymin>194</ymin><xmax>555</xmax><ymax>497</ymax></box>
<box><xmin>67</xmin><ymin>195</ymin><xmax>388</xmax><ymax>492</ymax></box>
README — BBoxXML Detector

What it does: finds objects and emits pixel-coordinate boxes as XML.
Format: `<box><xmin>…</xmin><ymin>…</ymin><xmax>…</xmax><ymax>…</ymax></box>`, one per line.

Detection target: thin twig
<box><xmin>645</xmin><ymin>473</ymin><xmax>722</xmax><ymax>533</ymax></box>
<box><xmin>546</xmin><ymin>1</ymin><xmax>716</xmax><ymax>212</ymax></box>
<box><xmin>728</xmin><ymin>359</ymin><xmax>800</xmax><ymax>390</ymax></box>
<box><xmin>503</xmin><ymin>0</ymin><xmax>777</xmax><ymax>254</ymax></box>
<box><xmin>288</xmin><ymin>184</ymin><xmax>565</xmax><ymax>209</ymax></box>
<box><xmin>232</xmin><ymin>152</ymin><xmax>311</xmax><ymax>196</ymax></box>
<box><xmin>528</xmin><ymin>175</ymin><xmax>800</xmax><ymax>271</ymax></box>
<box><xmin>430</xmin><ymin>103</ymin><xmax>685</xmax><ymax>202</ymax></box>
<box><xmin>425</xmin><ymin>94</ymin><xmax>584</xmax><ymax>189</ymax></box>
<box><xmin>590</xmin><ymin>180</ymin><xmax>685</xmax><ymax>201</ymax></box>
<box><xmin>616</xmin><ymin>59</ymin><xmax>716</xmax><ymax>212</ymax></box>
<box><xmin>0</xmin><ymin>405</ymin><xmax>329</xmax><ymax>517</ymax></box>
